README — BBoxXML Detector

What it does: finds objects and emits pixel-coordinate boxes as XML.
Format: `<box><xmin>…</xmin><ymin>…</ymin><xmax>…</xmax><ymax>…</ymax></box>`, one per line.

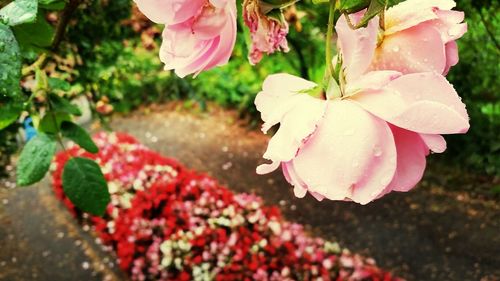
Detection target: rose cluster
<box><xmin>52</xmin><ymin>132</ymin><xmax>401</xmax><ymax>281</ymax></box>
<box><xmin>255</xmin><ymin>0</ymin><xmax>470</xmax><ymax>204</ymax></box>
<box><xmin>133</xmin><ymin>0</ymin><xmax>470</xmax><ymax>205</ymax></box>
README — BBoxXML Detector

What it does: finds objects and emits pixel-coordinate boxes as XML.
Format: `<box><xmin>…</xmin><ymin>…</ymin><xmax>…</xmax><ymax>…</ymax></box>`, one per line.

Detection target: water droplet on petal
<box><xmin>392</xmin><ymin>46</ymin><xmax>400</xmax><ymax>52</ymax></box>
<box><xmin>373</xmin><ymin>146</ymin><xmax>383</xmax><ymax>157</ymax></box>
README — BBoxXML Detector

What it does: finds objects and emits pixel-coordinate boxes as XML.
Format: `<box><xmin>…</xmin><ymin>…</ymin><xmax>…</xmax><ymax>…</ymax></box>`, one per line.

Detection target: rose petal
<box><xmin>384</xmin><ymin>0</ymin><xmax>456</xmax><ymax>34</ymax></box>
<box><xmin>372</xmin><ymin>24</ymin><xmax>446</xmax><ymax>74</ymax></box>
<box><xmin>345</xmin><ymin>70</ymin><xmax>402</xmax><ymax>96</ymax></box>
<box><xmin>336</xmin><ymin>13</ymin><xmax>379</xmax><ymax>82</ymax></box>
<box><xmin>262</xmin><ymin>94</ymin><xmax>326</xmax><ymax>163</ymax></box>
<box><xmin>256</xmin><ymin>161</ymin><xmax>280</xmax><ymax>175</ymax></box>
<box><xmin>291</xmin><ymin>100</ymin><xmax>397</xmax><ymax>204</ymax></box>
<box><xmin>255</xmin><ymin>74</ymin><xmax>318</xmax><ymax>131</ymax></box>
<box><xmin>443</xmin><ymin>41</ymin><xmax>459</xmax><ymax>75</ymax></box>
<box><xmin>431</xmin><ymin>10</ymin><xmax>467</xmax><ymax>43</ymax></box>
<box><xmin>134</xmin><ymin>0</ymin><xmax>204</xmax><ymax>25</ymax></box>
<box><xmin>353</xmin><ymin>72</ymin><xmax>469</xmax><ymax>134</ymax></box>
<box><xmin>385</xmin><ymin>126</ymin><xmax>428</xmax><ymax>193</ymax></box>
<box><xmin>420</xmin><ymin>134</ymin><xmax>447</xmax><ymax>153</ymax></box>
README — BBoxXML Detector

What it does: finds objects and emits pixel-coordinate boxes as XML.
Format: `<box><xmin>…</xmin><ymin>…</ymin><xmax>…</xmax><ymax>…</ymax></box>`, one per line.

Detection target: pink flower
<box><xmin>134</xmin><ymin>0</ymin><xmax>237</xmax><ymax>77</ymax></box>
<box><xmin>371</xmin><ymin>0</ymin><xmax>467</xmax><ymax>75</ymax></box>
<box><xmin>255</xmin><ymin>15</ymin><xmax>469</xmax><ymax>204</ymax></box>
<box><xmin>243</xmin><ymin>0</ymin><xmax>290</xmax><ymax>65</ymax></box>
<box><xmin>134</xmin><ymin>0</ymin><xmax>205</xmax><ymax>25</ymax></box>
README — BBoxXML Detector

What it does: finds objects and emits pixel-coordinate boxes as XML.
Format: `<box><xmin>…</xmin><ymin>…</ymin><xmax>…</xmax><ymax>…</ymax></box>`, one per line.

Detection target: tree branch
<box><xmin>22</xmin><ymin>0</ymin><xmax>82</xmax><ymax>76</ymax></box>
<box><xmin>51</xmin><ymin>0</ymin><xmax>81</xmax><ymax>52</ymax></box>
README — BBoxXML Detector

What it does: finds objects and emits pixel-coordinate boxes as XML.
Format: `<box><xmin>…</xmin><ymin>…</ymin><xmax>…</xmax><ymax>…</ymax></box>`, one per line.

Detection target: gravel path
<box><xmin>0</xmin><ymin>179</ymin><xmax>126</xmax><ymax>281</ymax></box>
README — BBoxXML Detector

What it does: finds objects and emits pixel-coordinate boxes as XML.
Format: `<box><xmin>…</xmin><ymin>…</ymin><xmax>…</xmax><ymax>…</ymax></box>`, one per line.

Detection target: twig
<box><xmin>22</xmin><ymin>0</ymin><xmax>82</xmax><ymax>76</ymax></box>
<box><xmin>325</xmin><ymin>0</ymin><xmax>336</xmax><ymax>78</ymax></box>
<box><xmin>51</xmin><ymin>0</ymin><xmax>81</xmax><ymax>52</ymax></box>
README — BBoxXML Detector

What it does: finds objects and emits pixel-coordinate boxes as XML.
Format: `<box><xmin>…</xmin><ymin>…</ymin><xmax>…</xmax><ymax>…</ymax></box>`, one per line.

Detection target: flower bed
<box><xmin>52</xmin><ymin>132</ymin><xmax>401</xmax><ymax>281</ymax></box>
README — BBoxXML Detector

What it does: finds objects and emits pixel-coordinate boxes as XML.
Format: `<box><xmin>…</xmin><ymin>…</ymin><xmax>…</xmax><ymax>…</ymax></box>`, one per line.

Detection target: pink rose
<box><xmin>135</xmin><ymin>0</ymin><xmax>237</xmax><ymax>77</ymax></box>
<box><xmin>370</xmin><ymin>0</ymin><xmax>467</xmax><ymax>75</ymax></box>
<box><xmin>134</xmin><ymin>0</ymin><xmax>205</xmax><ymax>25</ymax></box>
<box><xmin>255</xmin><ymin>15</ymin><xmax>469</xmax><ymax>204</ymax></box>
<box><xmin>243</xmin><ymin>0</ymin><xmax>290</xmax><ymax>65</ymax></box>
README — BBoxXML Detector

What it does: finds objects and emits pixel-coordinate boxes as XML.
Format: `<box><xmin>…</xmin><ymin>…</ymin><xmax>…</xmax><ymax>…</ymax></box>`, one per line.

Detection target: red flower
<box><xmin>51</xmin><ymin>132</ymin><xmax>402</xmax><ymax>281</ymax></box>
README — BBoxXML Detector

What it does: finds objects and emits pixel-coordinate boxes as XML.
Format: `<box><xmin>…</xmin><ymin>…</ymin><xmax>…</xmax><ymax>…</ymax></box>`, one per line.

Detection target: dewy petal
<box><xmin>262</xmin><ymin>94</ymin><xmax>326</xmax><ymax>163</ymax></box>
<box><xmin>282</xmin><ymin>162</ymin><xmax>306</xmax><ymax>198</ymax></box>
<box><xmin>255</xmin><ymin>75</ymin><xmax>326</xmax><ymax>175</ymax></box>
<box><xmin>336</xmin><ymin>12</ymin><xmax>379</xmax><ymax>82</ymax></box>
<box><xmin>255</xmin><ymin>73</ymin><xmax>317</xmax><ymax>130</ymax></box>
<box><xmin>384</xmin><ymin>0</ymin><xmax>456</xmax><ymax>34</ymax></box>
<box><xmin>383</xmin><ymin>126</ymin><xmax>428</xmax><ymax>193</ymax></box>
<box><xmin>371</xmin><ymin>24</ymin><xmax>446</xmax><ymax>74</ymax></box>
<box><xmin>190</xmin><ymin>4</ymin><xmax>237</xmax><ymax>76</ymax></box>
<box><xmin>256</xmin><ymin>161</ymin><xmax>281</xmax><ymax>175</ymax></box>
<box><xmin>210</xmin><ymin>0</ymin><xmax>229</xmax><ymax>8</ymax></box>
<box><xmin>352</xmin><ymin>72</ymin><xmax>469</xmax><ymax>135</ymax></box>
<box><xmin>420</xmin><ymin>134</ymin><xmax>447</xmax><ymax>153</ymax></box>
<box><xmin>134</xmin><ymin>0</ymin><xmax>205</xmax><ymax>25</ymax></box>
<box><xmin>430</xmin><ymin>10</ymin><xmax>467</xmax><ymax>43</ymax></box>
<box><xmin>443</xmin><ymin>41</ymin><xmax>459</xmax><ymax>75</ymax></box>
<box><xmin>345</xmin><ymin>70</ymin><xmax>401</xmax><ymax>96</ymax></box>
<box><xmin>192</xmin><ymin>7</ymin><xmax>229</xmax><ymax>40</ymax></box>
<box><xmin>291</xmin><ymin>100</ymin><xmax>397</xmax><ymax>205</ymax></box>
<box><xmin>158</xmin><ymin>2</ymin><xmax>237</xmax><ymax>78</ymax></box>
<box><xmin>283</xmin><ymin>162</ymin><xmax>325</xmax><ymax>201</ymax></box>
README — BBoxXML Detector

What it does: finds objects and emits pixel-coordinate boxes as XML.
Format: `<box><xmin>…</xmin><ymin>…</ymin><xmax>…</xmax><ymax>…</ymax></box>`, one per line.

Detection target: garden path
<box><xmin>0</xmin><ymin>178</ymin><xmax>126</xmax><ymax>281</ymax></box>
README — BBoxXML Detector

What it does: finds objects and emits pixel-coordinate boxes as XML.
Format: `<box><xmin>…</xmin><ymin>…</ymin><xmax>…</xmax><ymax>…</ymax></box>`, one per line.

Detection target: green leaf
<box><xmin>39</xmin><ymin>0</ymin><xmax>65</xmax><ymax>10</ymax></box>
<box><xmin>387</xmin><ymin>0</ymin><xmax>403</xmax><ymax>7</ymax></box>
<box><xmin>61</xmin><ymin>121</ymin><xmax>98</xmax><ymax>154</ymax></box>
<box><xmin>0</xmin><ymin>97</ymin><xmax>23</xmax><ymax>130</ymax></box>
<box><xmin>0</xmin><ymin>0</ymin><xmax>37</xmax><ymax>26</ymax></box>
<box><xmin>339</xmin><ymin>0</ymin><xmax>370</xmax><ymax>13</ymax></box>
<box><xmin>48</xmin><ymin>77</ymin><xmax>71</xmax><ymax>91</ymax></box>
<box><xmin>48</xmin><ymin>93</ymin><xmax>82</xmax><ymax>116</ymax></box>
<box><xmin>12</xmin><ymin>12</ymin><xmax>53</xmax><ymax>48</ymax></box>
<box><xmin>62</xmin><ymin>157</ymin><xmax>110</xmax><ymax>216</ymax></box>
<box><xmin>35</xmin><ymin>67</ymin><xmax>48</xmax><ymax>91</ymax></box>
<box><xmin>16</xmin><ymin>133</ymin><xmax>56</xmax><ymax>186</ymax></box>
<box><xmin>355</xmin><ymin>0</ymin><xmax>387</xmax><ymax>28</ymax></box>
<box><xmin>38</xmin><ymin>111</ymin><xmax>71</xmax><ymax>134</ymax></box>
<box><xmin>0</xmin><ymin>23</ymin><xmax>21</xmax><ymax>99</ymax></box>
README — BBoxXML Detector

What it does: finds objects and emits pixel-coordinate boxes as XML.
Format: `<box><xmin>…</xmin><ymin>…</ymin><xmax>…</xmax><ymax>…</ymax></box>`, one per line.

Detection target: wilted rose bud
<box><xmin>96</xmin><ymin>97</ymin><xmax>114</xmax><ymax>115</ymax></box>
<box><xmin>243</xmin><ymin>0</ymin><xmax>296</xmax><ymax>65</ymax></box>
<box><xmin>284</xmin><ymin>4</ymin><xmax>305</xmax><ymax>33</ymax></box>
